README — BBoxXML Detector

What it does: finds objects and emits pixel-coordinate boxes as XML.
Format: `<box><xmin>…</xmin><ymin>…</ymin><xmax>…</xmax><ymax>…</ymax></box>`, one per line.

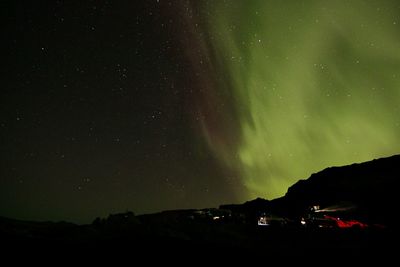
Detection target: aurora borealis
<box><xmin>1</xmin><ymin>0</ymin><xmax>400</xmax><ymax>223</ymax></box>
<box><xmin>196</xmin><ymin>0</ymin><xmax>400</xmax><ymax>199</ymax></box>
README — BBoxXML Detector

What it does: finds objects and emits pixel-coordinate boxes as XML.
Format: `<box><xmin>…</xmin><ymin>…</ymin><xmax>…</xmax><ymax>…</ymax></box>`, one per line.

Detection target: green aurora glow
<box><xmin>199</xmin><ymin>0</ymin><xmax>400</xmax><ymax>199</ymax></box>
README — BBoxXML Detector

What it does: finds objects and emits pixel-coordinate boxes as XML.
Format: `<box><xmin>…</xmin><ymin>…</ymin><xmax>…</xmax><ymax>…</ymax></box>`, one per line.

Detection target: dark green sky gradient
<box><xmin>1</xmin><ymin>0</ymin><xmax>399</xmax><ymax>223</ymax></box>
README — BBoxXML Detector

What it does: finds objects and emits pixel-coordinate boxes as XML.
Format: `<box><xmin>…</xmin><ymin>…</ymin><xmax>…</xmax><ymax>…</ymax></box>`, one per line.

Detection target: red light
<box><xmin>323</xmin><ymin>215</ymin><xmax>368</xmax><ymax>228</ymax></box>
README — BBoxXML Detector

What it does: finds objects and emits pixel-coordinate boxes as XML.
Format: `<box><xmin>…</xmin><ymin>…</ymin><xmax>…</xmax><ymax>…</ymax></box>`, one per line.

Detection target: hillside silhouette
<box><xmin>1</xmin><ymin>155</ymin><xmax>398</xmax><ymax>257</ymax></box>
<box><xmin>268</xmin><ymin>154</ymin><xmax>399</xmax><ymax>226</ymax></box>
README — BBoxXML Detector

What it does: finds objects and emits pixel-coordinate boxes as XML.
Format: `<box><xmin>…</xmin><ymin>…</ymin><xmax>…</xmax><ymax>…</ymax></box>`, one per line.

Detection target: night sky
<box><xmin>2</xmin><ymin>0</ymin><xmax>400</xmax><ymax>223</ymax></box>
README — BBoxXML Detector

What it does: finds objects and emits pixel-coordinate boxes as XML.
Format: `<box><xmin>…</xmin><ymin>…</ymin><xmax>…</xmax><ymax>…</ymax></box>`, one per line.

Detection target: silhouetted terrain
<box><xmin>0</xmin><ymin>155</ymin><xmax>398</xmax><ymax>258</ymax></box>
<box><xmin>273</xmin><ymin>154</ymin><xmax>399</xmax><ymax>226</ymax></box>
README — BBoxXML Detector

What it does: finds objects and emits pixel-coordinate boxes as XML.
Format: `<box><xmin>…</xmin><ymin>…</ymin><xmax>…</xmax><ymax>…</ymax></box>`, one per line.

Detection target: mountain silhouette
<box><xmin>275</xmin><ymin>154</ymin><xmax>398</xmax><ymax>225</ymax></box>
<box><xmin>0</xmin><ymin>155</ymin><xmax>398</xmax><ymax>256</ymax></box>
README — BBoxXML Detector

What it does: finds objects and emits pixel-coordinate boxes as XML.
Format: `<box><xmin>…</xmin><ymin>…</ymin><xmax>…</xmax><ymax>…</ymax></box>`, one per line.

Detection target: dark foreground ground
<box><xmin>2</xmin><ymin>156</ymin><xmax>397</xmax><ymax>262</ymax></box>
<box><xmin>0</xmin><ymin>218</ymin><xmax>396</xmax><ymax>263</ymax></box>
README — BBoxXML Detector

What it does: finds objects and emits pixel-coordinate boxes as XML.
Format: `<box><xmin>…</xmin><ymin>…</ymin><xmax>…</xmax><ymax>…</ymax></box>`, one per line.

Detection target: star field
<box><xmin>1</xmin><ymin>0</ymin><xmax>399</xmax><ymax>223</ymax></box>
<box><xmin>1</xmin><ymin>0</ymin><xmax>240</xmax><ymax>223</ymax></box>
